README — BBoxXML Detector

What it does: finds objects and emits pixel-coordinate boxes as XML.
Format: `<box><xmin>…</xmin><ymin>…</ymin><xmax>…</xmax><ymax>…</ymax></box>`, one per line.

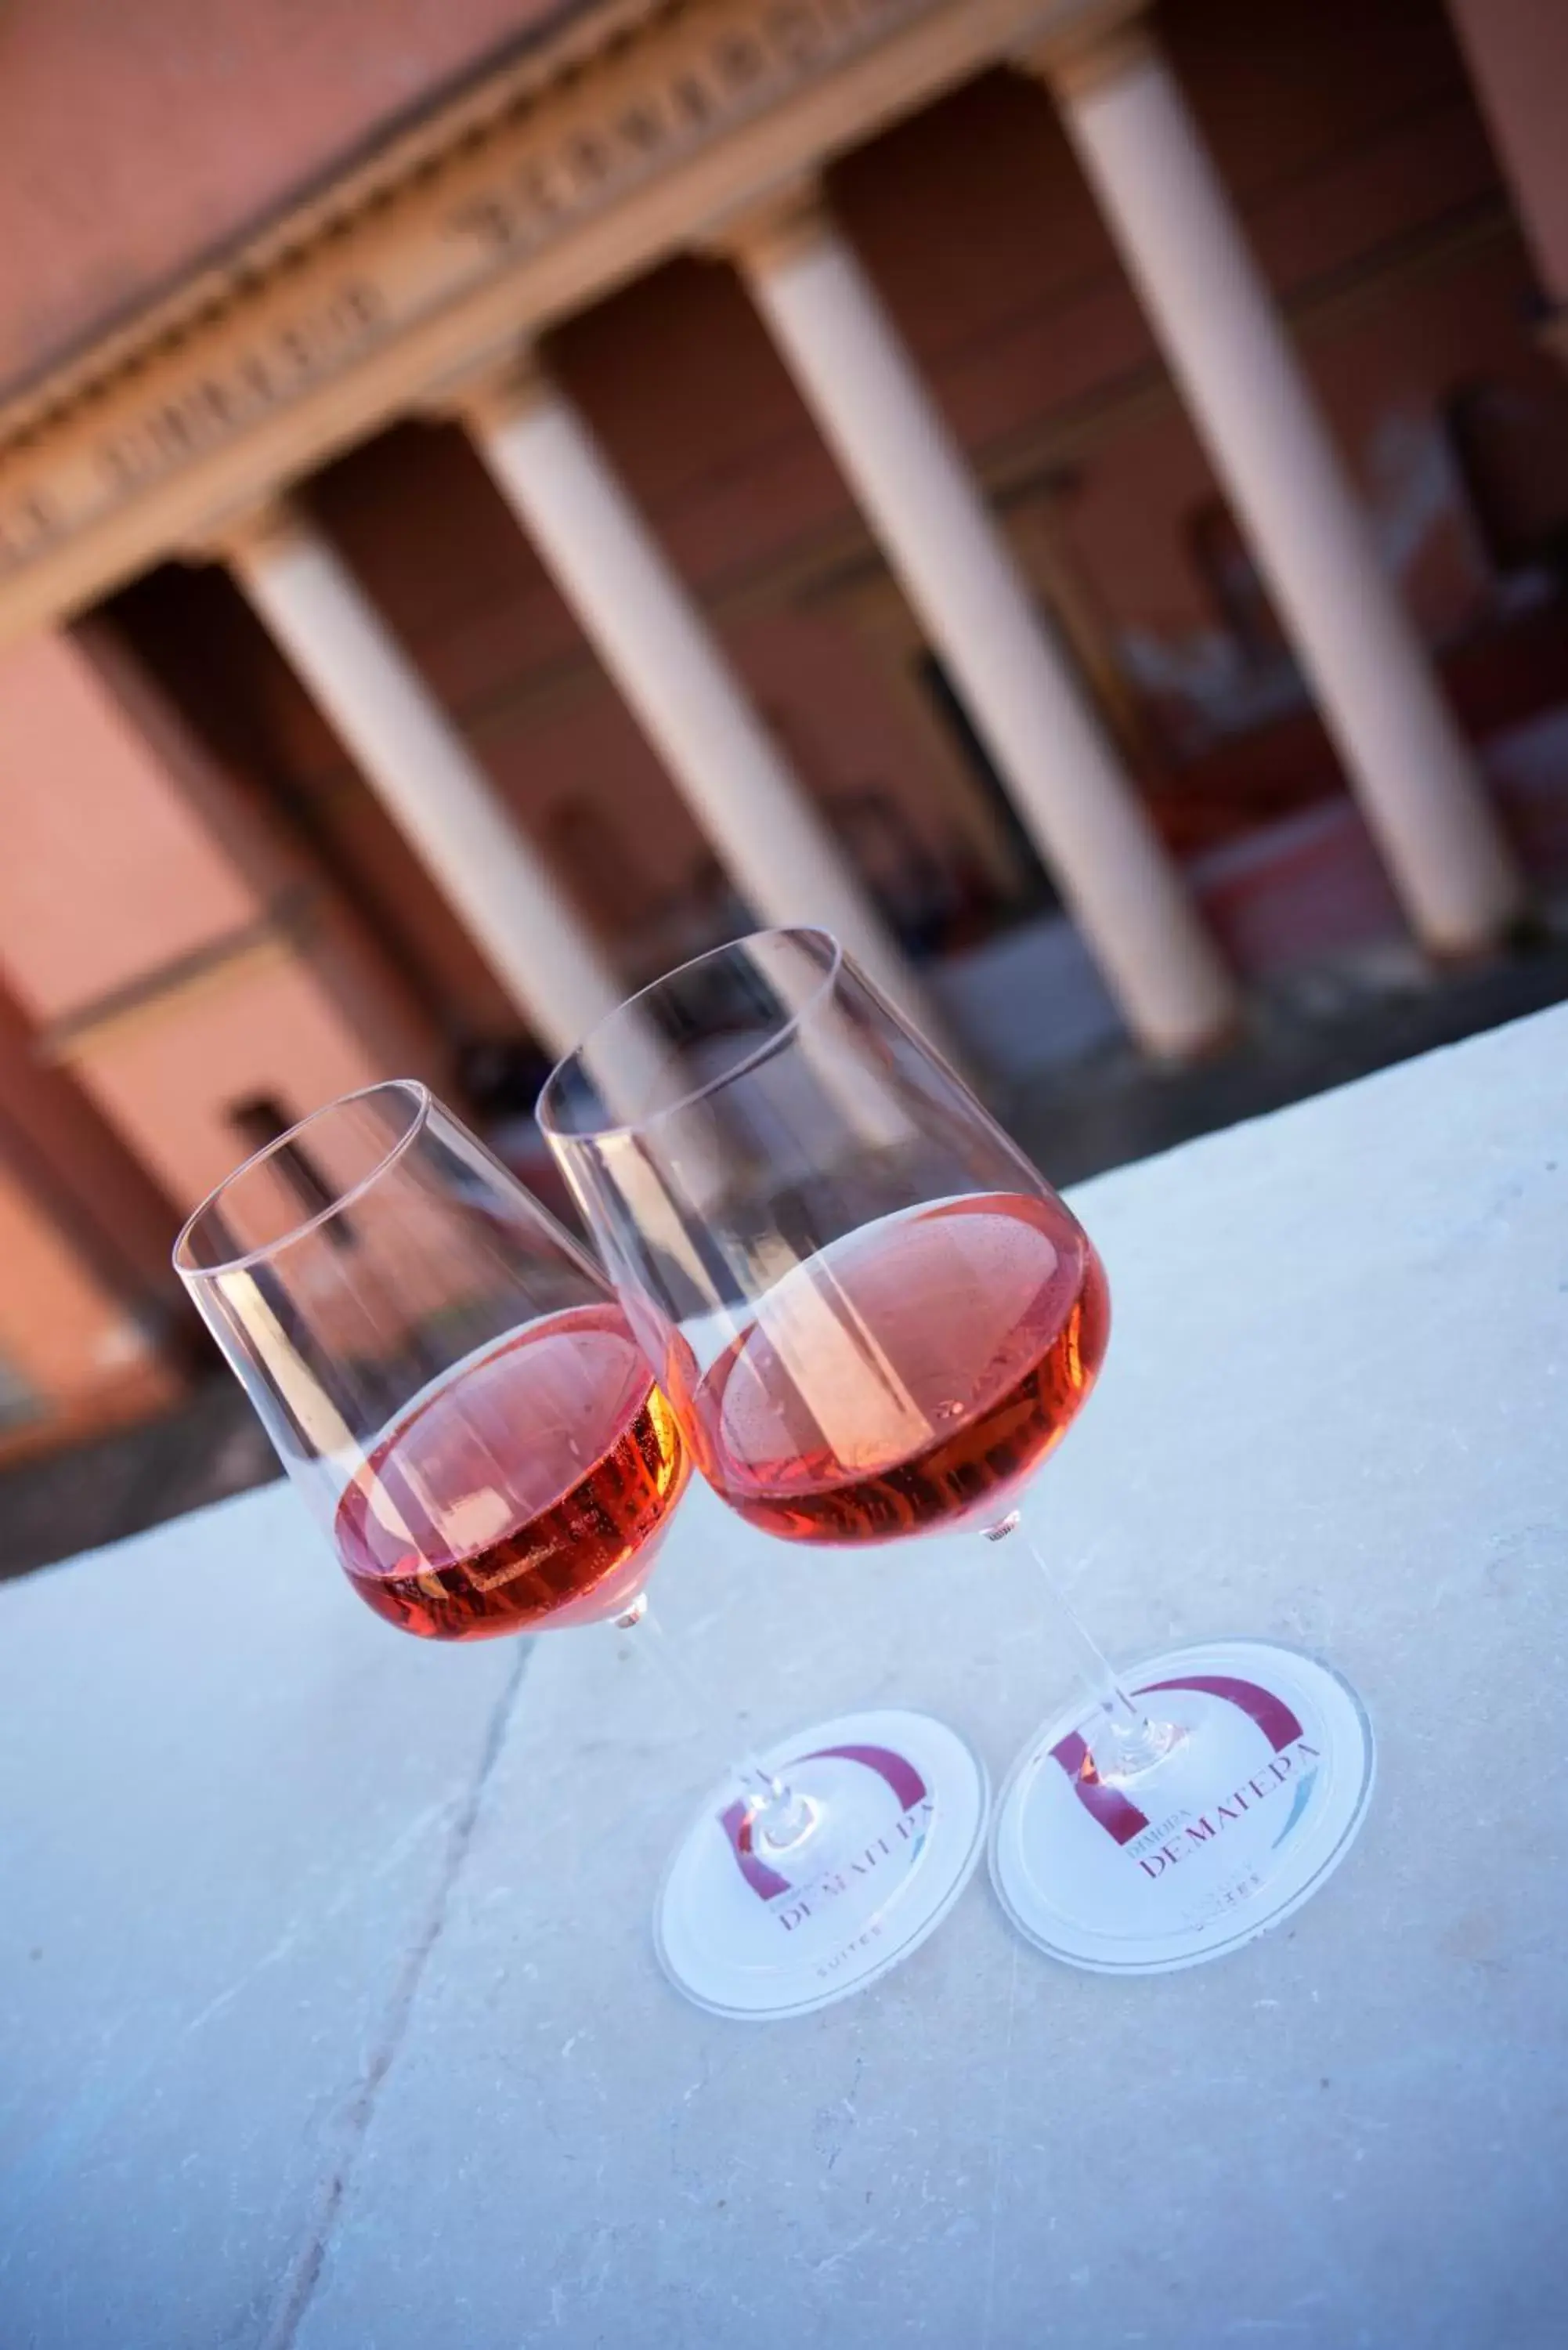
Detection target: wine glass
<box><xmin>173</xmin><ymin>1083</ymin><xmax>693</xmax><ymax>1644</ymax></box>
<box><xmin>540</xmin><ymin>929</ymin><xmax>1375</xmax><ymax>1981</ymax></box>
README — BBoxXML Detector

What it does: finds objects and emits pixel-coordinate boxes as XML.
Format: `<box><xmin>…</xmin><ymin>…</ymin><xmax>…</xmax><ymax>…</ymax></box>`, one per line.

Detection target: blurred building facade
<box><xmin>0</xmin><ymin>0</ymin><xmax>1566</xmax><ymax>1454</ymax></box>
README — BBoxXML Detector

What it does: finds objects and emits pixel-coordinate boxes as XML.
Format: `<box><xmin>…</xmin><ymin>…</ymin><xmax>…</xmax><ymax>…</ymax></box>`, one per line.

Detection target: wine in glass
<box><xmin>540</xmin><ymin>930</ymin><xmax>1374</xmax><ymax>1982</ymax></box>
<box><xmin>174</xmin><ymin>1085</ymin><xmax>691</xmax><ymax>1650</ymax></box>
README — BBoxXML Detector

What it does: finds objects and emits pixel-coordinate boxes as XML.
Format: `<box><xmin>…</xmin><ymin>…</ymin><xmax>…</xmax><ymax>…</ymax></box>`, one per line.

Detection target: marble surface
<box><xmin>4</xmin><ymin>1006</ymin><xmax>1566</xmax><ymax>2349</ymax></box>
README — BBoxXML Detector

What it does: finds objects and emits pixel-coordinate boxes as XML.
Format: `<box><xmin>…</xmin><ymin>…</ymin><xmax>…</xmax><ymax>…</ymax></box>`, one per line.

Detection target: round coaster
<box><xmin>989</xmin><ymin>1640</ymin><xmax>1375</xmax><ymax>1976</ymax></box>
<box><xmin>656</xmin><ymin>1708</ymin><xmax>988</xmax><ymax>2020</ymax></box>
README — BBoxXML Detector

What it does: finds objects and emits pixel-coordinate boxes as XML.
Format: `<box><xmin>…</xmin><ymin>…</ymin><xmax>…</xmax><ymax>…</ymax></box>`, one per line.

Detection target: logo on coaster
<box><xmin>717</xmin><ymin>1743</ymin><xmax>929</xmax><ymax>1906</ymax></box>
<box><xmin>1051</xmin><ymin>1674</ymin><xmax>1321</xmax><ymax>1868</ymax></box>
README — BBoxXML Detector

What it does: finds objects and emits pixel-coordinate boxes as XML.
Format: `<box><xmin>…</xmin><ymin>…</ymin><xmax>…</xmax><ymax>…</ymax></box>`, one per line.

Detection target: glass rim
<box><xmin>537</xmin><ymin>925</ymin><xmax>845</xmax><ymax>1147</ymax></box>
<box><xmin>172</xmin><ymin>1077</ymin><xmax>432</xmax><ymax>1281</ymax></box>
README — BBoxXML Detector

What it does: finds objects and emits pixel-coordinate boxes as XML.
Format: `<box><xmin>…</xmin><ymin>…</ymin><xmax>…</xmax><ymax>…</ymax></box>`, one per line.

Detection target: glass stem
<box><xmin>614</xmin><ymin>1593</ymin><xmax>818</xmax><ymax>1852</ymax></box>
<box><xmin>985</xmin><ymin>1512</ymin><xmax>1179</xmax><ymax>1780</ymax></box>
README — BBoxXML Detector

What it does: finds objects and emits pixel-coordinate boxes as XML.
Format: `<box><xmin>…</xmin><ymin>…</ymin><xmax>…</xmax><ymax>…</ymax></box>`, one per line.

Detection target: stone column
<box><xmin>1035</xmin><ymin>9</ymin><xmax>1524</xmax><ymax>954</ymax></box>
<box><xmin>220</xmin><ymin>500</ymin><xmax>623</xmax><ymax>1058</ymax></box>
<box><xmin>453</xmin><ymin>358</ymin><xmax>944</xmax><ymax>1045</ymax></box>
<box><xmin>724</xmin><ymin>190</ymin><xmax>1237</xmax><ymax>1061</ymax></box>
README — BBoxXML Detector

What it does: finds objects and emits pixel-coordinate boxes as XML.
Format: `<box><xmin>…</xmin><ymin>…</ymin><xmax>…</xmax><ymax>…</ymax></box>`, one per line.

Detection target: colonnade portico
<box><xmin>2</xmin><ymin>0</ymin><xmax>1535</xmax><ymax>1104</ymax></box>
<box><xmin>723</xmin><ymin>184</ymin><xmax>1239</xmax><ymax>1059</ymax></box>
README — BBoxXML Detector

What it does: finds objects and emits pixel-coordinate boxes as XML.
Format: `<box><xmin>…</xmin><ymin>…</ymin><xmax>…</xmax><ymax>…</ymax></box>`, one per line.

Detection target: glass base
<box><xmin>989</xmin><ymin>1640</ymin><xmax>1375</xmax><ymax>1976</ymax></box>
<box><xmin>656</xmin><ymin>1708</ymin><xmax>988</xmax><ymax>2020</ymax></box>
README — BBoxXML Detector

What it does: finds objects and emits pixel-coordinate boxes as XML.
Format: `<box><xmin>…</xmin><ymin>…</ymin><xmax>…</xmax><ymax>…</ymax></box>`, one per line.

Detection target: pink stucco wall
<box><xmin>0</xmin><ymin>0</ymin><xmax>574</xmax><ymax>396</ymax></box>
<box><xmin>0</xmin><ymin>632</ymin><xmax>261</xmax><ymax>1021</ymax></box>
<box><xmin>74</xmin><ymin>956</ymin><xmax>417</xmax><ymax>1209</ymax></box>
<box><xmin>0</xmin><ymin>617</ymin><xmax>448</xmax><ymax>1226</ymax></box>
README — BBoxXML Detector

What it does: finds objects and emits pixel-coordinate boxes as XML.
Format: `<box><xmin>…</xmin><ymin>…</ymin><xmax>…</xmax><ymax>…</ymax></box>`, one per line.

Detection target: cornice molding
<box><xmin>0</xmin><ymin>0</ymin><xmax>1071</xmax><ymax>645</ymax></box>
<box><xmin>1013</xmin><ymin>0</ymin><xmax>1151</xmax><ymax>99</ymax></box>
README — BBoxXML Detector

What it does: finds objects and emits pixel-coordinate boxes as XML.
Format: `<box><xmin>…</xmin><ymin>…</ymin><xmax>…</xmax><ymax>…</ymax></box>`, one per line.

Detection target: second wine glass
<box><xmin>541</xmin><ymin>929</ymin><xmax>1375</xmax><ymax>1984</ymax></box>
<box><xmin>539</xmin><ymin>938</ymin><xmax>1000</xmax><ymax>2019</ymax></box>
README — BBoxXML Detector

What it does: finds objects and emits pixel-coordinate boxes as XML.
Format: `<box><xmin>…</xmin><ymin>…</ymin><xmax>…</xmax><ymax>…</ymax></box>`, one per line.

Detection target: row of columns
<box><xmin>464</xmin><ymin>361</ymin><xmax>949</xmax><ymax>1045</ymax></box>
<box><xmin>211</xmin><ymin>6</ymin><xmax>1523</xmax><ymax>1076</ymax></box>
<box><xmin>728</xmin><ymin>188</ymin><xmax>1236</xmax><ymax>1055</ymax></box>
<box><xmin>1051</xmin><ymin>22</ymin><xmax>1521</xmax><ymax>951</ymax></box>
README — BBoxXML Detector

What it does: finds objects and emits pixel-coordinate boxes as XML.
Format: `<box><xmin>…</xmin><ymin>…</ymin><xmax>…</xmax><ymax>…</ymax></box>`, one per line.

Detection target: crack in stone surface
<box><xmin>258</xmin><ymin>1640</ymin><xmax>531</xmax><ymax>2350</ymax></box>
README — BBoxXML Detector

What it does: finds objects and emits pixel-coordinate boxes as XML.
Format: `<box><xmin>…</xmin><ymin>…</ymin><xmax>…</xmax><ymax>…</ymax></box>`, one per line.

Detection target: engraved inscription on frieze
<box><xmin>0</xmin><ymin>0</ymin><xmax>934</xmax><ymax>577</ymax></box>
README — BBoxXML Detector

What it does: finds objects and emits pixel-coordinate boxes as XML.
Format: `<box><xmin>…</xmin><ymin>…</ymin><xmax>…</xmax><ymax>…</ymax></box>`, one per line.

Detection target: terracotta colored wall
<box><xmin>0</xmin><ymin>0</ymin><xmax>573</xmax><ymax>396</ymax></box>
<box><xmin>0</xmin><ymin>621</ymin><xmax>449</xmax><ymax>1214</ymax></box>
<box><xmin>0</xmin><ymin>631</ymin><xmax>258</xmax><ymax>1021</ymax></box>
<box><xmin>74</xmin><ymin>957</ymin><xmax>425</xmax><ymax>1209</ymax></box>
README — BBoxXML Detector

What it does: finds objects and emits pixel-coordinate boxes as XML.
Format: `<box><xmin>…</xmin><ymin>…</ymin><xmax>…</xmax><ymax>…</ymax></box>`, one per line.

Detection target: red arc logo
<box><xmin>717</xmin><ymin>1743</ymin><xmax>927</xmax><ymax>1900</ymax></box>
<box><xmin>1051</xmin><ymin>1676</ymin><xmax>1304</xmax><ymax>1847</ymax></box>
